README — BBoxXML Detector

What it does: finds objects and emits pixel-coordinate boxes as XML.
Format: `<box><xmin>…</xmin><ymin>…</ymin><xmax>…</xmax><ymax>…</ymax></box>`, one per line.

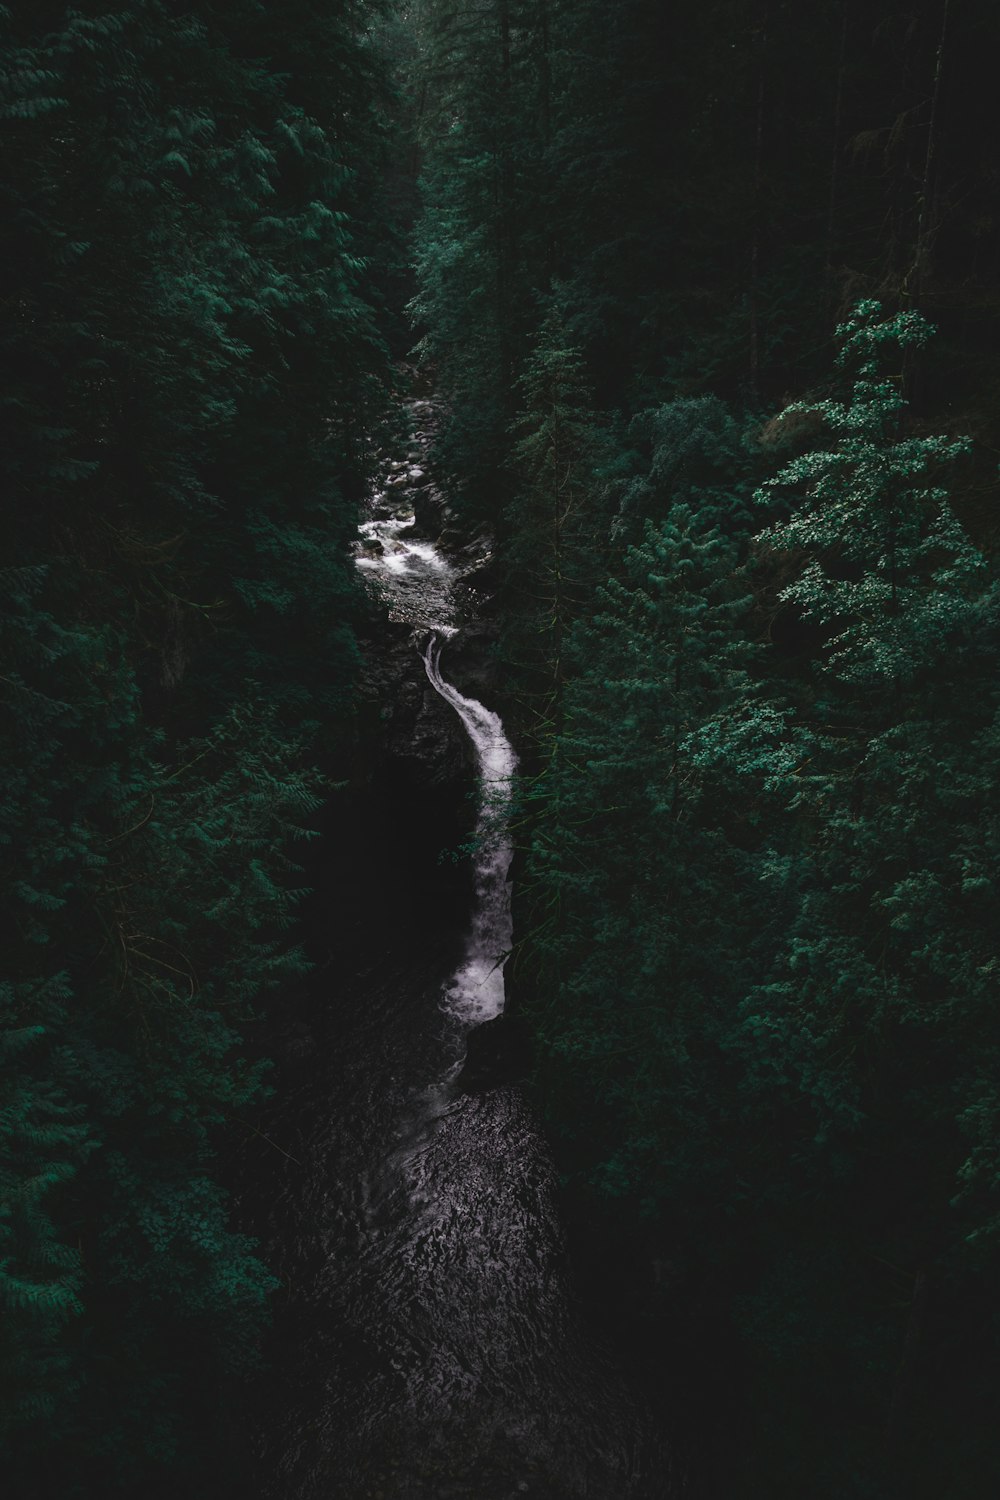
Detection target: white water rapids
<box><xmin>355</xmin><ymin>443</ymin><xmax>516</xmax><ymax>1029</ymax></box>
<box><xmin>421</xmin><ymin>633</ymin><xmax>515</xmax><ymax>1024</ymax></box>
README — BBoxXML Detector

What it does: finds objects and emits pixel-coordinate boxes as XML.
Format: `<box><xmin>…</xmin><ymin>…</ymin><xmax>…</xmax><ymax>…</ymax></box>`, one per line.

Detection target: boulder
<box><xmin>455</xmin><ymin>1013</ymin><xmax>532</xmax><ymax>1094</ymax></box>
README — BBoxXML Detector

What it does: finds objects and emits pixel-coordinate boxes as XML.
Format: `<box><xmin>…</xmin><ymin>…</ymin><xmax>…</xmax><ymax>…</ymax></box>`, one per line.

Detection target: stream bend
<box><xmin>257</xmin><ymin>396</ymin><xmax>672</xmax><ymax>1498</ymax></box>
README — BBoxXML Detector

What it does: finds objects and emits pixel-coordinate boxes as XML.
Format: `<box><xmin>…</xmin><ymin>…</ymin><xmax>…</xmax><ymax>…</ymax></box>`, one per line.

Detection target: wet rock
<box><xmin>437</xmin><ymin>618</ymin><xmax>501</xmax><ymax>697</ymax></box>
<box><xmin>278</xmin><ymin>1020</ymin><xmax>319</xmax><ymax>1072</ymax></box>
<box><xmin>404</xmin><ymin>683</ymin><xmax>473</xmax><ymax>789</ymax></box>
<box><xmin>411</xmin><ymin>482</ymin><xmax>447</xmax><ymax>538</ymax></box>
<box><xmin>357</xmin><ymin>621</ymin><xmax>472</xmax><ymax>793</ymax></box>
<box><xmin>456</xmin><ymin>1013</ymin><xmax>532</xmax><ymax>1093</ymax></box>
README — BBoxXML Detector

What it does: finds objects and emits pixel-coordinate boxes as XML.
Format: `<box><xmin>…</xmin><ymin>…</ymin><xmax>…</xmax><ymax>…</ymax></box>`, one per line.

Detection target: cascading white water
<box><xmin>355</xmin><ymin>437</ymin><xmax>517</xmax><ymax>1028</ymax></box>
<box><xmin>421</xmin><ymin>633</ymin><xmax>516</xmax><ymax>1024</ymax></box>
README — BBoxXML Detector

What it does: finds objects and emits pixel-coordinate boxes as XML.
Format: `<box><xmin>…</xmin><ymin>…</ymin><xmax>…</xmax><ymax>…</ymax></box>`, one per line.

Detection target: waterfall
<box><xmin>421</xmin><ymin>632</ymin><xmax>516</xmax><ymax>1025</ymax></box>
<box><xmin>355</xmin><ymin>453</ymin><xmax>517</xmax><ymax>1030</ymax></box>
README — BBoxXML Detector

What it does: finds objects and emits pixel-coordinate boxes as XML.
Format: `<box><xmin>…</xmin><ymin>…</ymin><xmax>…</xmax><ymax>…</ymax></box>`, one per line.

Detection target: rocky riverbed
<box><xmin>240</xmin><ymin>383</ymin><xmax>677</xmax><ymax>1499</ymax></box>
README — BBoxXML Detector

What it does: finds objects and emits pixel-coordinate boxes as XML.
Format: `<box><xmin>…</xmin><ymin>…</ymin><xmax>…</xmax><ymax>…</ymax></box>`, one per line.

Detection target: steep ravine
<box><xmin>244</xmin><ymin>394</ymin><xmax>676</xmax><ymax>1499</ymax></box>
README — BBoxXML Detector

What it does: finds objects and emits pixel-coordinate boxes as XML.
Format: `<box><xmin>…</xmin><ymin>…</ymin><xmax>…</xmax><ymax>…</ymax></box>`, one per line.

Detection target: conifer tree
<box><xmin>0</xmin><ymin>1</ymin><xmax>394</xmax><ymax>1487</ymax></box>
<box><xmin>522</xmin><ymin>483</ymin><xmax>783</xmax><ymax>1211</ymax></box>
<box><xmin>724</xmin><ymin>302</ymin><xmax>1000</xmax><ymax>1485</ymax></box>
<box><xmin>502</xmin><ymin>313</ymin><xmax>609</xmax><ymax>734</ymax></box>
<box><xmin>408</xmin><ymin>0</ymin><xmax>552</xmax><ymax>510</ymax></box>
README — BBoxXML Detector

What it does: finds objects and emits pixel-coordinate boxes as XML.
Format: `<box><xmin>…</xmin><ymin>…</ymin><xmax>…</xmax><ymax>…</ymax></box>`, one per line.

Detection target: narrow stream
<box><xmin>421</xmin><ymin>632</ymin><xmax>515</xmax><ymax>1027</ymax></box>
<box><xmin>258</xmin><ymin>397</ymin><xmax>673</xmax><ymax>1498</ymax></box>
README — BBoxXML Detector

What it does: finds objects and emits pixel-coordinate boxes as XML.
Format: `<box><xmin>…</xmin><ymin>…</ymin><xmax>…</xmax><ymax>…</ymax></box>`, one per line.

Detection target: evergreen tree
<box><xmin>515</xmin><ymin>302</ymin><xmax>1000</xmax><ymax>1493</ymax></box>
<box><xmin>502</xmin><ymin>312</ymin><xmax>610</xmax><ymax>734</ymax></box>
<box><xmin>408</xmin><ymin>0</ymin><xmax>553</xmax><ymax>512</ymax></box>
<box><xmin>0</xmin><ymin>1</ymin><xmax>395</xmax><ymax>1489</ymax></box>
<box><xmin>724</xmin><ymin>303</ymin><xmax>1000</xmax><ymax>1492</ymax></box>
<box><xmin>522</xmin><ymin>478</ymin><xmax>778</xmax><ymax>1213</ymax></box>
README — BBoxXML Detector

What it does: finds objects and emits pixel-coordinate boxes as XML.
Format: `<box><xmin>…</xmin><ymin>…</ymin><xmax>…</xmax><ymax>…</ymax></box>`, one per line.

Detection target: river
<box><xmin>254</xmin><ymin>394</ymin><xmax>674</xmax><ymax>1499</ymax></box>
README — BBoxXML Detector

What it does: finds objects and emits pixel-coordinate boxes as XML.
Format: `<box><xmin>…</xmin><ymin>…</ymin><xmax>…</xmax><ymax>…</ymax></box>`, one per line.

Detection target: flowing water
<box><xmin>257</xmin><ymin>399</ymin><xmax>674</xmax><ymax>1498</ymax></box>
<box><xmin>420</xmin><ymin>633</ymin><xmax>515</xmax><ymax>1027</ymax></box>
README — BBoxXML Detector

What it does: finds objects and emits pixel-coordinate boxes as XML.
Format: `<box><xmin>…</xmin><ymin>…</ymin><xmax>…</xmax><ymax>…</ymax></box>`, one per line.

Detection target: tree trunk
<box><xmin>886</xmin><ymin>1267</ymin><xmax>931</xmax><ymax>1449</ymax></box>
<box><xmin>903</xmin><ymin>0</ymin><xmax>952</xmax><ymax>403</ymax></box>
<box><xmin>825</xmin><ymin>0</ymin><xmax>850</xmax><ymax>314</ymax></box>
<box><xmin>908</xmin><ymin>0</ymin><xmax>952</xmax><ymax>305</ymax></box>
<box><xmin>749</xmin><ymin>4</ymin><xmax>769</xmax><ymax>402</ymax></box>
<box><xmin>537</xmin><ymin>0</ymin><xmax>551</xmax><ymax>146</ymax></box>
<box><xmin>496</xmin><ymin>0</ymin><xmax>515</xmax><ymax>408</ymax></box>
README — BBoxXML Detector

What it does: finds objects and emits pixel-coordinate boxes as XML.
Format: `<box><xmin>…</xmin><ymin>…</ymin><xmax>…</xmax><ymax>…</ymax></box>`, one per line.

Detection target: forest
<box><xmin>3</xmin><ymin>1</ymin><xmax>1000</xmax><ymax>1497</ymax></box>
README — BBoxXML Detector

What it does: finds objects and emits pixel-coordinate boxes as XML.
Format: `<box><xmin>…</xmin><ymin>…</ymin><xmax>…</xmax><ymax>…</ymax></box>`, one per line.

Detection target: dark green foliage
<box><xmin>7</xmin><ymin>0</ymin><xmax>1000</xmax><ymax>1490</ymax></box>
<box><xmin>523</xmin><ymin>503</ymin><xmax>765</xmax><ymax>1194</ymax></box>
<box><xmin>372</xmin><ymin>0</ymin><xmax>1000</xmax><ymax>1480</ymax></box>
<box><xmin>756</xmin><ymin>302</ymin><xmax>979</xmax><ymax>684</ymax></box>
<box><xmin>725</xmin><ymin>304</ymin><xmax>1000</xmax><ymax>1494</ymax></box>
<box><xmin>408</xmin><ymin>0</ymin><xmax>559</xmax><ymax>511</ymax></box>
<box><xmin>1</xmin><ymin>0</ymin><xmax>393</xmax><ymax>1489</ymax></box>
<box><xmin>406</xmin><ymin>1</ymin><xmax>1000</xmax><ymax>1482</ymax></box>
<box><xmin>501</xmin><ymin>312</ymin><xmax>612</xmax><ymax>731</ymax></box>
<box><xmin>0</xmin><ymin>978</ymin><xmax>93</xmax><ymax>1431</ymax></box>
<box><xmin>411</xmin><ymin>0</ymin><xmax>1000</xmax><ymax>455</ymax></box>
<box><xmin>512</xmin><ymin>307</ymin><xmax>1000</xmax><ymax>1493</ymax></box>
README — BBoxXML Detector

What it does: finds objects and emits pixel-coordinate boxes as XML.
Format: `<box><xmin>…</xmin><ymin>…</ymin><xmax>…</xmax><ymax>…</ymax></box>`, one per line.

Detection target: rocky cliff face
<box><xmin>358</xmin><ymin>616</ymin><xmax>473</xmax><ymax>790</ymax></box>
